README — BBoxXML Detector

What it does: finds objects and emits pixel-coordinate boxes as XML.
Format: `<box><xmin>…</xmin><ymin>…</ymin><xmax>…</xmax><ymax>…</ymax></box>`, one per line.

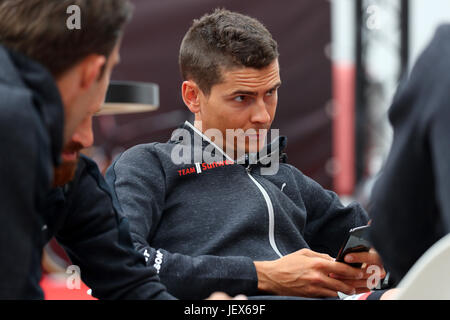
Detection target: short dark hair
<box><xmin>0</xmin><ymin>0</ymin><xmax>133</xmax><ymax>78</ymax></box>
<box><xmin>179</xmin><ymin>8</ymin><xmax>279</xmax><ymax>95</ymax></box>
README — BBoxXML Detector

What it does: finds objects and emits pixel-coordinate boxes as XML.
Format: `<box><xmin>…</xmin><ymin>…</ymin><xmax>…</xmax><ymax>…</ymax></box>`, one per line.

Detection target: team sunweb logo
<box><xmin>178</xmin><ymin>160</ymin><xmax>235</xmax><ymax>176</ymax></box>
<box><xmin>171</xmin><ymin>121</ymin><xmax>280</xmax><ymax>175</ymax></box>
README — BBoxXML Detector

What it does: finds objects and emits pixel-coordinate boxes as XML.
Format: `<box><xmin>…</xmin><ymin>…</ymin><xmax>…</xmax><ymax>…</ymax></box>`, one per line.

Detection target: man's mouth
<box><xmin>61</xmin><ymin>151</ymin><xmax>79</xmax><ymax>162</ymax></box>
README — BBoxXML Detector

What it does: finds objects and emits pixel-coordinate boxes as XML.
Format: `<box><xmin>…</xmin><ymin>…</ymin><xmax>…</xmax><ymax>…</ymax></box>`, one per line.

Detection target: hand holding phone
<box><xmin>335</xmin><ymin>225</ymin><xmax>371</xmax><ymax>268</ymax></box>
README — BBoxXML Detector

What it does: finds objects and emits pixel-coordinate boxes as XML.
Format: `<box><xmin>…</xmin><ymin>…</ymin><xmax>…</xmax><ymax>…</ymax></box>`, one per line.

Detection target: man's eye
<box><xmin>234</xmin><ymin>95</ymin><xmax>246</xmax><ymax>102</ymax></box>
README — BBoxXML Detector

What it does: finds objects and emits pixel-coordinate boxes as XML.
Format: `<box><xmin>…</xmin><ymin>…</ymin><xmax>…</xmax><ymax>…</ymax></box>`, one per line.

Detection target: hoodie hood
<box><xmin>0</xmin><ymin>45</ymin><xmax>64</xmax><ymax>166</ymax></box>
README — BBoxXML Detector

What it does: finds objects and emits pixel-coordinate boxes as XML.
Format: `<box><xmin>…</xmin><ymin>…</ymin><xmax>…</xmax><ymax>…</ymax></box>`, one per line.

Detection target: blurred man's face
<box><xmin>52</xmin><ymin>141</ymin><xmax>84</xmax><ymax>187</ymax></box>
<box><xmin>52</xmin><ymin>115</ymin><xmax>92</xmax><ymax>187</ymax></box>
<box><xmin>194</xmin><ymin>59</ymin><xmax>281</xmax><ymax>155</ymax></box>
<box><xmin>53</xmin><ymin>43</ymin><xmax>121</xmax><ymax>187</ymax></box>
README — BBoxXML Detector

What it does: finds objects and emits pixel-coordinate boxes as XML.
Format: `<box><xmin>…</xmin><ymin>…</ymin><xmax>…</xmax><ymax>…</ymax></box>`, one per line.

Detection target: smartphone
<box><xmin>335</xmin><ymin>225</ymin><xmax>371</xmax><ymax>268</ymax></box>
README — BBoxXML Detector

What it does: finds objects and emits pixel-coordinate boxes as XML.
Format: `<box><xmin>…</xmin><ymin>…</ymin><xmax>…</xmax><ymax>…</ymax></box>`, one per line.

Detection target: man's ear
<box><xmin>79</xmin><ymin>54</ymin><xmax>107</xmax><ymax>90</ymax></box>
<box><xmin>181</xmin><ymin>80</ymin><xmax>202</xmax><ymax>114</ymax></box>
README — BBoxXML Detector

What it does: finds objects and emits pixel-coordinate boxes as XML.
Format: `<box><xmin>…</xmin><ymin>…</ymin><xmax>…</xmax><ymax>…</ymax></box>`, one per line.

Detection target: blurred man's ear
<box><xmin>79</xmin><ymin>54</ymin><xmax>107</xmax><ymax>90</ymax></box>
<box><xmin>181</xmin><ymin>80</ymin><xmax>202</xmax><ymax>114</ymax></box>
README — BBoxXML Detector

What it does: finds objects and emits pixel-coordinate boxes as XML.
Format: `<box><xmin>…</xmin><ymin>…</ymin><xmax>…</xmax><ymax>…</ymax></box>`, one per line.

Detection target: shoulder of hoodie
<box><xmin>276</xmin><ymin>162</ymin><xmax>325</xmax><ymax>191</ymax></box>
<box><xmin>0</xmin><ymin>44</ymin><xmax>59</xmax><ymax>158</ymax></box>
<box><xmin>0</xmin><ymin>51</ymin><xmax>49</xmax><ymax>148</ymax></box>
<box><xmin>112</xmin><ymin>141</ymin><xmax>176</xmax><ymax>170</ymax></box>
<box><xmin>0</xmin><ymin>81</ymin><xmax>47</xmax><ymax>154</ymax></box>
<box><xmin>277</xmin><ymin>162</ymin><xmax>305</xmax><ymax>177</ymax></box>
<box><xmin>392</xmin><ymin>24</ymin><xmax>450</xmax><ymax>126</ymax></box>
<box><xmin>425</xmin><ymin>25</ymin><xmax>450</xmax><ymax>118</ymax></box>
<box><xmin>0</xmin><ymin>47</ymin><xmax>44</xmax><ymax>131</ymax></box>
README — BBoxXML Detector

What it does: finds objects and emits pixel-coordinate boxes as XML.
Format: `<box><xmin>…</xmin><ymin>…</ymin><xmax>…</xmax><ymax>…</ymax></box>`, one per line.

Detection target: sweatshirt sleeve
<box><xmin>105</xmin><ymin>145</ymin><xmax>259</xmax><ymax>299</ymax></box>
<box><xmin>288</xmin><ymin>165</ymin><xmax>369</xmax><ymax>257</ymax></box>
<box><xmin>56</xmin><ymin>157</ymin><xmax>175</xmax><ymax>300</ymax></box>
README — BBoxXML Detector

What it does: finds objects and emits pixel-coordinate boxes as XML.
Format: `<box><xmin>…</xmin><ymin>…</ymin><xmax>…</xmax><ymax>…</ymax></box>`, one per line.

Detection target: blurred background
<box><xmin>90</xmin><ymin>0</ymin><xmax>450</xmax><ymax>206</ymax></box>
<box><xmin>42</xmin><ymin>0</ymin><xmax>450</xmax><ymax>298</ymax></box>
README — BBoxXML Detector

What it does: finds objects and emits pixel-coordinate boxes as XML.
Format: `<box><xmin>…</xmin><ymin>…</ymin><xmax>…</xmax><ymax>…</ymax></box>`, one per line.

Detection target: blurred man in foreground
<box><xmin>369</xmin><ymin>25</ymin><xmax>450</xmax><ymax>286</ymax></box>
<box><xmin>0</xmin><ymin>0</ymin><xmax>177</xmax><ymax>299</ymax></box>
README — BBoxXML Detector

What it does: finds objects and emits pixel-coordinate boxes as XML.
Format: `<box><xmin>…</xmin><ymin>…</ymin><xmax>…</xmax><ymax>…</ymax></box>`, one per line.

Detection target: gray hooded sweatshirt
<box><xmin>106</xmin><ymin>121</ymin><xmax>369</xmax><ymax>299</ymax></box>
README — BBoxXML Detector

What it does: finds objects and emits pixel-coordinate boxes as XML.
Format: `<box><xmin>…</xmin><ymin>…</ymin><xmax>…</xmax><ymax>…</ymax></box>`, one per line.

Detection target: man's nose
<box><xmin>250</xmin><ymin>99</ymin><xmax>272</xmax><ymax>124</ymax></box>
<box><xmin>71</xmin><ymin>118</ymin><xmax>94</xmax><ymax>149</ymax></box>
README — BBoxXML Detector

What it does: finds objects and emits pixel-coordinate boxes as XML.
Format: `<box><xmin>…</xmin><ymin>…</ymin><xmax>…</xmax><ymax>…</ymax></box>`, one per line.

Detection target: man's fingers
<box><xmin>331</xmin><ymin>265</ymin><xmax>386</xmax><ymax>282</ymax></box>
<box><xmin>321</xmin><ymin>260</ymin><xmax>364</xmax><ymax>280</ymax></box>
<box><xmin>304</xmin><ymin>270</ymin><xmax>357</xmax><ymax>296</ymax></box>
<box><xmin>319</xmin><ymin>274</ymin><xmax>356</xmax><ymax>296</ymax></box>
<box><xmin>344</xmin><ymin>249</ymin><xmax>383</xmax><ymax>266</ymax></box>
<box><xmin>363</xmin><ymin>265</ymin><xmax>386</xmax><ymax>280</ymax></box>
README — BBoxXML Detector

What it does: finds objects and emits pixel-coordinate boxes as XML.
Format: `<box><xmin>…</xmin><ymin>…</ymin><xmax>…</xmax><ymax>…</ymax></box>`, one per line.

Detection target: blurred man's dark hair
<box><xmin>0</xmin><ymin>0</ymin><xmax>133</xmax><ymax>79</ymax></box>
<box><xmin>179</xmin><ymin>8</ymin><xmax>279</xmax><ymax>95</ymax></box>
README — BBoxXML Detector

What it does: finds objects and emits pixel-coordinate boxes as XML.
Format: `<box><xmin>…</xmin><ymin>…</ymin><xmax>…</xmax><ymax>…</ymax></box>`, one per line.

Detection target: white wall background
<box><xmin>410</xmin><ymin>0</ymin><xmax>450</xmax><ymax>67</ymax></box>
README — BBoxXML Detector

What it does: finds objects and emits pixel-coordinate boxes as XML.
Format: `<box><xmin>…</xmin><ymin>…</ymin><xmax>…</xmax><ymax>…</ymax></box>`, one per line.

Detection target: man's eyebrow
<box><xmin>229</xmin><ymin>82</ymin><xmax>282</xmax><ymax>96</ymax></box>
<box><xmin>270</xmin><ymin>82</ymin><xmax>282</xmax><ymax>91</ymax></box>
<box><xmin>230</xmin><ymin>89</ymin><xmax>258</xmax><ymax>96</ymax></box>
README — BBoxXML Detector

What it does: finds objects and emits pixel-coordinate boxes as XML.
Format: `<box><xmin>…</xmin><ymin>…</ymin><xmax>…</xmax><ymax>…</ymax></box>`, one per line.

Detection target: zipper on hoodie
<box><xmin>245</xmin><ymin>145</ymin><xmax>284</xmax><ymax>257</ymax></box>
<box><xmin>246</xmin><ymin>165</ymin><xmax>283</xmax><ymax>258</ymax></box>
<box><xmin>185</xmin><ymin>121</ymin><xmax>283</xmax><ymax>258</ymax></box>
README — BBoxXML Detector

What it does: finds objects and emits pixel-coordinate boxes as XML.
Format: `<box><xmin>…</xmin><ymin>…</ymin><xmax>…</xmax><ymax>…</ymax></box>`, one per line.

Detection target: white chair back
<box><xmin>394</xmin><ymin>233</ymin><xmax>450</xmax><ymax>300</ymax></box>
